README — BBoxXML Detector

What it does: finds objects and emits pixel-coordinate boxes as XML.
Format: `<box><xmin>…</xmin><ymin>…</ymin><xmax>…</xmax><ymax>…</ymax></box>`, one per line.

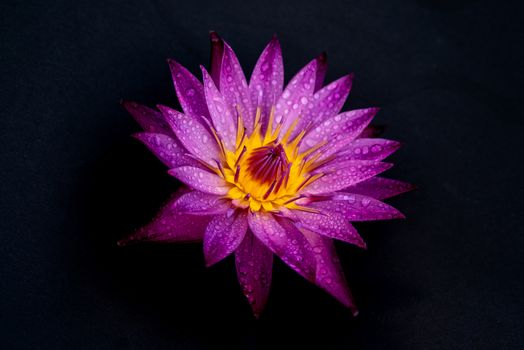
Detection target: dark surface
<box><xmin>2</xmin><ymin>0</ymin><xmax>523</xmax><ymax>349</ymax></box>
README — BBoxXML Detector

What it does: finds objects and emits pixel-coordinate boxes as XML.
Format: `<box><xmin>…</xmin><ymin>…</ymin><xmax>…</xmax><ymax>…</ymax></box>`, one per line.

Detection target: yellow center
<box><xmin>207</xmin><ymin>107</ymin><xmax>331</xmax><ymax>213</ymax></box>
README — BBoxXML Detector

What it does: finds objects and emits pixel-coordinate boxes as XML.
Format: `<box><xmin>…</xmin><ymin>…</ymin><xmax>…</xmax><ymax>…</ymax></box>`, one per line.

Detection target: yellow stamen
<box><xmin>216</xmin><ymin>105</ymin><xmax>333</xmax><ymax>212</ymax></box>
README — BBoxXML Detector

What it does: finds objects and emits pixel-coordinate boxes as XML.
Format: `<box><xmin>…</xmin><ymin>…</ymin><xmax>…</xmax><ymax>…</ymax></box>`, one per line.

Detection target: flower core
<box><xmin>215</xmin><ymin>107</ymin><xmax>327</xmax><ymax>212</ymax></box>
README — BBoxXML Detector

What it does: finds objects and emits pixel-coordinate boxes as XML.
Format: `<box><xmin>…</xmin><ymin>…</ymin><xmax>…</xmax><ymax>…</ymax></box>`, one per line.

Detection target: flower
<box><xmin>118</xmin><ymin>32</ymin><xmax>414</xmax><ymax>317</ymax></box>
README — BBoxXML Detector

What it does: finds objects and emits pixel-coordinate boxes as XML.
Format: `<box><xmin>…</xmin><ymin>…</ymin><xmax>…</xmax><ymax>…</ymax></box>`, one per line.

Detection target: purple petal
<box><xmin>235</xmin><ymin>231</ymin><xmax>273</xmax><ymax>318</ymax></box>
<box><xmin>118</xmin><ymin>191</ymin><xmax>210</xmax><ymax>245</ymax></box>
<box><xmin>209</xmin><ymin>31</ymin><xmax>224</xmax><ymax>88</ymax></box>
<box><xmin>344</xmin><ymin>177</ymin><xmax>416</xmax><ymax>200</ymax></box>
<box><xmin>310</xmin><ymin>195</ymin><xmax>405</xmax><ymax>222</ymax></box>
<box><xmin>159</xmin><ymin>105</ymin><xmax>220</xmax><ymax>164</ymax></box>
<box><xmin>301</xmin><ymin>229</ymin><xmax>357</xmax><ymax>314</ymax></box>
<box><xmin>219</xmin><ymin>42</ymin><xmax>255</xmax><ymax>133</ymax></box>
<box><xmin>122</xmin><ymin>101</ymin><xmax>172</xmax><ymax>135</ymax></box>
<box><xmin>276</xmin><ymin>59</ymin><xmax>317</xmax><ymax>134</ymax></box>
<box><xmin>204</xmin><ymin>211</ymin><xmax>248</xmax><ymax>266</ymax></box>
<box><xmin>294</xmin><ymin>74</ymin><xmax>353</xmax><ymax>139</ymax></box>
<box><xmin>249</xmin><ymin>36</ymin><xmax>284</xmax><ymax>132</ymax></box>
<box><xmin>314</xmin><ymin>52</ymin><xmax>327</xmax><ymax>91</ymax></box>
<box><xmin>132</xmin><ymin>132</ymin><xmax>194</xmax><ymax>168</ymax></box>
<box><xmin>248</xmin><ymin>212</ymin><xmax>316</xmax><ymax>281</ymax></box>
<box><xmin>292</xmin><ymin>208</ymin><xmax>366</xmax><ymax>248</ymax></box>
<box><xmin>168</xmin><ymin>166</ymin><xmax>229</xmax><ymax>195</ymax></box>
<box><xmin>336</xmin><ymin>138</ymin><xmax>401</xmax><ymax>161</ymax></box>
<box><xmin>305</xmin><ymin>161</ymin><xmax>393</xmax><ymax>194</ymax></box>
<box><xmin>175</xmin><ymin>191</ymin><xmax>230</xmax><ymax>215</ymax></box>
<box><xmin>201</xmin><ymin>67</ymin><xmax>237</xmax><ymax>150</ymax></box>
<box><xmin>168</xmin><ymin>59</ymin><xmax>210</xmax><ymax>120</ymax></box>
<box><xmin>300</xmin><ymin>108</ymin><xmax>378</xmax><ymax>155</ymax></box>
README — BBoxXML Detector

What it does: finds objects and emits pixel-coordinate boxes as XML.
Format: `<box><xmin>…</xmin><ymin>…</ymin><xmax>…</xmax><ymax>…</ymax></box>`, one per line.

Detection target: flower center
<box><xmin>210</xmin><ymin>107</ymin><xmax>327</xmax><ymax>212</ymax></box>
<box><xmin>245</xmin><ymin>143</ymin><xmax>290</xmax><ymax>186</ymax></box>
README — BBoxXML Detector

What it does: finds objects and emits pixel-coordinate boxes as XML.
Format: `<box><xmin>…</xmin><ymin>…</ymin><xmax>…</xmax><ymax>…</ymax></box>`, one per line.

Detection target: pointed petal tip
<box><xmin>121</xmin><ymin>99</ymin><xmax>139</xmax><ymax>110</ymax></box>
<box><xmin>156</xmin><ymin>104</ymin><xmax>178</xmax><ymax>116</ymax></box>
<box><xmin>317</xmin><ymin>51</ymin><xmax>327</xmax><ymax>62</ymax></box>
<box><xmin>167</xmin><ymin>58</ymin><xmax>185</xmax><ymax>72</ymax></box>
<box><xmin>209</xmin><ymin>30</ymin><xmax>222</xmax><ymax>41</ymax></box>
<box><xmin>117</xmin><ymin>236</ymin><xmax>139</xmax><ymax>247</ymax></box>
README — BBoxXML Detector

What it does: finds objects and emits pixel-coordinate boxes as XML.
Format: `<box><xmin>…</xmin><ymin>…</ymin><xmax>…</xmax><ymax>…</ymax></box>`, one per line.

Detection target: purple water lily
<box><xmin>119</xmin><ymin>32</ymin><xmax>414</xmax><ymax>317</ymax></box>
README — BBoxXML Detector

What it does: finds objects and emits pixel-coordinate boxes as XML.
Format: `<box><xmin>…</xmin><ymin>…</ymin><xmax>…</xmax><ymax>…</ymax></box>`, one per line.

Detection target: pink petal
<box><xmin>118</xmin><ymin>191</ymin><xmax>210</xmax><ymax>245</ymax></box>
<box><xmin>300</xmin><ymin>108</ymin><xmax>378</xmax><ymax>155</ymax></box>
<box><xmin>336</xmin><ymin>138</ymin><xmax>401</xmax><ymax>161</ymax></box>
<box><xmin>201</xmin><ymin>67</ymin><xmax>237</xmax><ymax>150</ymax></box>
<box><xmin>235</xmin><ymin>231</ymin><xmax>273</xmax><ymax>318</ymax></box>
<box><xmin>302</xmin><ymin>229</ymin><xmax>357</xmax><ymax>314</ymax></box>
<box><xmin>305</xmin><ymin>161</ymin><xmax>393</xmax><ymax>194</ymax></box>
<box><xmin>159</xmin><ymin>105</ymin><xmax>220</xmax><ymax>164</ymax></box>
<box><xmin>219</xmin><ymin>42</ymin><xmax>255</xmax><ymax>133</ymax></box>
<box><xmin>168</xmin><ymin>166</ymin><xmax>229</xmax><ymax>195</ymax></box>
<box><xmin>132</xmin><ymin>132</ymin><xmax>194</xmax><ymax>168</ymax></box>
<box><xmin>248</xmin><ymin>212</ymin><xmax>316</xmax><ymax>281</ymax></box>
<box><xmin>314</xmin><ymin>52</ymin><xmax>327</xmax><ymax>91</ymax></box>
<box><xmin>276</xmin><ymin>59</ymin><xmax>317</xmax><ymax>134</ymax></box>
<box><xmin>122</xmin><ymin>101</ymin><xmax>172</xmax><ymax>135</ymax></box>
<box><xmin>294</xmin><ymin>74</ymin><xmax>353</xmax><ymax>139</ymax></box>
<box><xmin>249</xmin><ymin>36</ymin><xmax>284</xmax><ymax>133</ymax></box>
<box><xmin>175</xmin><ymin>191</ymin><xmax>230</xmax><ymax>215</ymax></box>
<box><xmin>209</xmin><ymin>31</ymin><xmax>224</xmax><ymax>88</ymax></box>
<box><xmin>167</xmin><ymin>59</ymin><xmax>210</xmax><ymax>120</ymax></box>
<box><xmin>292</xmin><ymin>208</ymin><xmax>366</xmax><ymax>248</ymax></box>
<box><xmin>204</xmin><ymin>211</ymin><xmax>248</xmax><ymax>266</ymax></box>
<box><xmin>311</xmin><ymin>195</ymin><xmax>405</xmax><ymax>221</ymax></box>
<box><xmin>344</xmin><ymin>177</ymin><xmax>416</xmax><ymax>200</ymax></box>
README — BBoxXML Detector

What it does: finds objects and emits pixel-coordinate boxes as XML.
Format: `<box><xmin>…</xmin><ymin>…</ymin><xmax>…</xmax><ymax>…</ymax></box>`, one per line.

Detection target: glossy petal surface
<box><xmin>235</xmin><ymin>232</ymin><xmax>273</xmax><ymax>318</ymax></box>
<box><xmin>204</xmin><ymin>211</ymin><xmax>248</xmax><ymax>266</ymax></box>
<box><xmin>248</xmin><ymin>212</ymin><xmax>316</xmax><ymax>281</ymax></box>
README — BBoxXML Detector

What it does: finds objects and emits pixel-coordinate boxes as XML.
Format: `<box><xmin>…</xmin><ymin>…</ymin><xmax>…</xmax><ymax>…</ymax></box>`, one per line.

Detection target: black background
<box><xmin>2</xmin><ymin>0</ymin><xmax>523</xmax><ymax>349</ymax></box>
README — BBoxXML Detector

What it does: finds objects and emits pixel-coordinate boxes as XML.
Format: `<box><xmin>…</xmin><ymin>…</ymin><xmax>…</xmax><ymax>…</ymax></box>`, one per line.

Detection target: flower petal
<box><xmin>220</xmin><ymin>42</ymin><xmax>255</xmax><ymax>133</ymax></box>
<box><xmin>292</xmin><ymin>208</ymin><xmax>366</xmax><ymax>248</ymax></box>
<box><xmin>249</xmin><ymin>36</ymin><xmax>284</xmax><ymax>132</ymax></box>
<box><xmin>300</xmin><ymin>108</ymin><xmax>378</xmax><ymax>155</ymax></box>
<box><xmin>159</xmin><ymin>105</ymin><xmax>220</xmax><ymax>164</ymax></box>
<box><xmin>314</xmin><ymin>52</ymin><xmax>327</xmax><ymax>91</ymax></box>
<box><xmin>168</xmin><ymin>59</ymin><xmax>210</xmax><ymax>120</ymax></box>
<box><xmin>201</xmin><ymin>66</ymin><xmax>237</xmax><ymax>150</ymax></box>
<box><xmin>248</xmin><ymin>212</ymin><xmax>316</xmax><ymax>281</ymax></box>
<box><xmin>276</xmin><ymin>59</ymin><xmax>317</xmax><ymax>134</ymax></box>
<box><xmin>118</xmin><ymin>191</ymin><xmax>209</xmax><ymax>245</ymax></box>
<box><xmin>336</xmin><ymin>138</ymin><xmax>401</xmax><ymax>161</ymax></box>
<box><xmin>122</xmin><ymin>101</ymin><xmax>172</xmax><ymax>135</ymax></box>
<box><xmin>209</xmin><ymin>31</ymin><xmax>224</xmax><ymax>87</ymax></box>
<box><xmin>306</xmin><ymin>161</ymin><xmax>392</xmax><ymax>194</ymax></box>
<box><xmin>175</xmin><ymin>191</ymin><xmax>230</xmax><ymax>215</ymax></box>
<box><xmin>204</xmin><ymin>211</ymin><xmax>248</xmax><ymax>266</ymax></box>
<box><xmin>168</xmin><ymin>166</ymin><xmax>229</xmax><ymax>195</ymax></box>
<box><xmin>311</xmin><ymin>195</ymin><xmax>405</xmax><ymax>221</ymax></box>
<box><xmin>294</xmin><ymin>74</ymin><xmax>353</xmax><ymax>139</ymax></box>
<box><xmin>344</xmin><ymin>177</ymin><xmax>416</xmax><ymax>200</ymax></box>
<box><xmin>132</xmin><ymin>132</ymin><xmax>193</xmax><ymax>168</ymax></box>
<box><xmin>301</xmin><ymin>229</ymin><xmax>357</xmax><ymax>314</ymax></box>
<box><xmin>235</xmin><ymin>231</ymin><xmax>273</xmax><ymax>318</ymax></box>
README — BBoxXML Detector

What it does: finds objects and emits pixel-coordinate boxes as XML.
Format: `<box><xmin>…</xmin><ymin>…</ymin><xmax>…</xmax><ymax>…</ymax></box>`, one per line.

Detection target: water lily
<box><xmin>119</xmin><ymin>32</ymin><xmax>414</xmax><ymax>317</ymax></box>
